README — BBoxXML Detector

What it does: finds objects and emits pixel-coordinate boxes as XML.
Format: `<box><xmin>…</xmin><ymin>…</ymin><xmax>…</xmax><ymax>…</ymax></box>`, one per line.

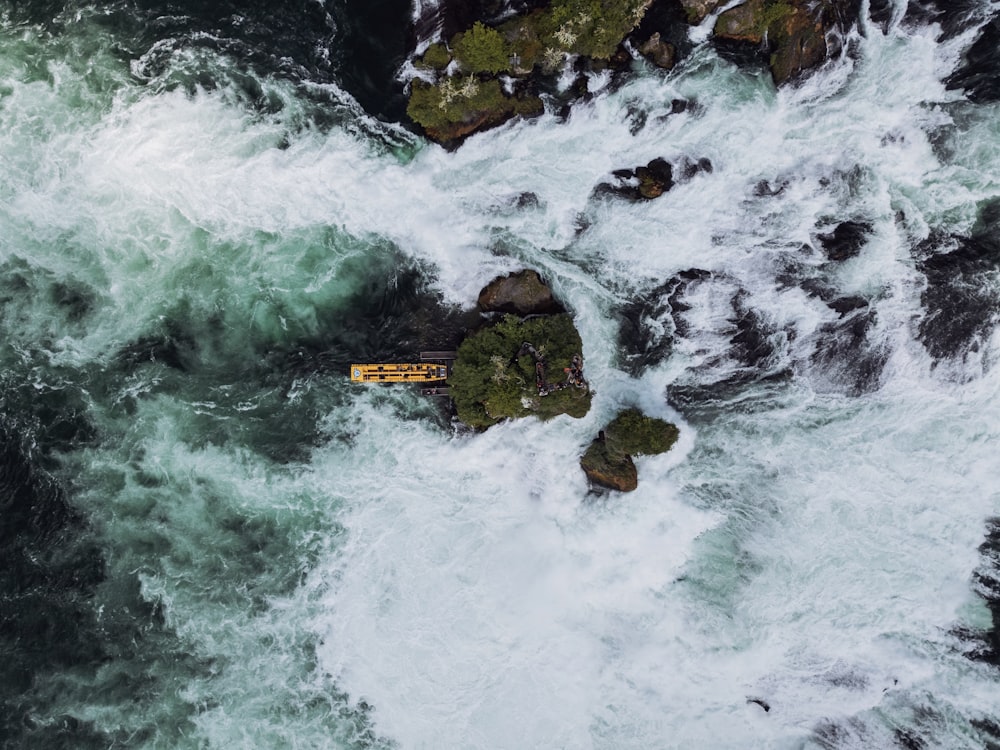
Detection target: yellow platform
<box><xmin>350</xmin><ymin>363</ymin><xmax>449</xmax><ymax>383</ymax></box>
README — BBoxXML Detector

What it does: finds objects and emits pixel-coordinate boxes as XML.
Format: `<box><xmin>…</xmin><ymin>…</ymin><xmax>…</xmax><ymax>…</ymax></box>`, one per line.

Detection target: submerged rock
<box><xmin>477</xmin><ymin>269</ymin><xmax>565</xmax><ymax>316</ymax></box>
<box><xmin>581</xmin><ymin>409</ymin><xmax>679</xmax><ymax>492</ymax></box>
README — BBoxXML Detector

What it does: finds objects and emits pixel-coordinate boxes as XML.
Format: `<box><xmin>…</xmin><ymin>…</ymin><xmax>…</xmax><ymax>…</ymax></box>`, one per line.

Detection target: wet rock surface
<box><xmin>477</xmin><ymin>269</ymin><xmax>565</xmax><ymax>316</ymax></box>
<box><xmin>947</xmin><ymin>16</ymin><xmax>1000</xmax><ymax>103</ymax></box>
<box><xmin>817</xmin><ymin>221</ymin><xmax>873</xmax><ymax>261</ymax></box>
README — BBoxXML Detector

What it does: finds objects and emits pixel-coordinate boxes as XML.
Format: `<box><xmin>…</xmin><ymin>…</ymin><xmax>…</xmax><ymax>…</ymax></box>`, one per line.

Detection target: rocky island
<box><xmin>442</xmin><ymin>270</ymin><xmax>680</xmax><ymax>492</ymax></box>
<box><xmin>448</xmin><ymin>270</ymin><xmax>591</xmax><ymax>428</ymax></box>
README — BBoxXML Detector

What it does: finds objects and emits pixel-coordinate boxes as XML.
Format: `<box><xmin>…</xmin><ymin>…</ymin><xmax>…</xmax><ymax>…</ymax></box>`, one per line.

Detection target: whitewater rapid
<box><xmin>1</xmin><ymin>0</ymin><xmax>998</xmax><ymax>748</ymax></box>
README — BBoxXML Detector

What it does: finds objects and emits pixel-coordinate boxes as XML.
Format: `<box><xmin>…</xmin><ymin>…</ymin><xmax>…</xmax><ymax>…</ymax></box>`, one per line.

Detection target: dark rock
<box><xmin>810</xmin><ymin>307</ymin><xmax>888</xmax><ymax>395</ymax></box>
<box><xmin>903</xmin><ymin>0</ymin><xmax>989</xmax><ymax>40</ymax></box>
<box><xmin>477</xmin><ymin>269</ymin><xmax>565</xmax><ymax>316</ymax></box>
<box><xmin>754</xmin><ymin>178</ymin><xmax>789</xmax><ymax>197</ymax></box>
<box><xmin>676</xmin><ymin>156</ymin><xmax>713</xmax><ymax>181</ymax></box>
<box><xmin>817</xmin><ymin>221</ymin><xmax>873</xmax><ymax>261</ymax></box>
<box><xmin>951</xmin><ymin>518</ymin><xmax>1000</xmax><ymax>667</ymax></box>
<box><xmin>946</xmin><ymin>17</ymin><xmax>1000</xmax><ymax>103</ymax></box>
<box><xmin>631</xmin><ymin>0</ymin><xmax>694</xmax><ymax>59</ymax></box>
<box><xmin>868</xmin><ymin>0</ymin><xmax>897</xmax><ymax>32</ymax></box>
<box><xmin>914</xmin><ymin>221</ymin><xmax>1000</xmax><ymax>361</ymax></box>
<box><xmin>596</xmin><ymin>157</ymin><xmax>675</xmax><ymax>201</ymax></box>
<box><xmin>971</xmin><ymin>716</ymin><xmax>1000</xmax><ymax>750</ymax></box>
<box><xmin>747</xmin><ymin>697</ymin><xmax>771</xmax><ymax>712</ymax></box>
<box><xmin>730</xmin><ymin>293</ymin><xmax>777</xmax><ymax>371</ymax></box>
<box><xmin>617</xmin><ymin>269</ymin><xmax>712</xmax><ymax>375</ymax></box>
<box><xmin>638</xmin><ymin>157</ymin><xmax>674</xmax><ymax>198</ymax></box>
<box><xmin>828</xmin><ymin>296</ymin><xmax>869</xmax><ymax>316</ymax></box>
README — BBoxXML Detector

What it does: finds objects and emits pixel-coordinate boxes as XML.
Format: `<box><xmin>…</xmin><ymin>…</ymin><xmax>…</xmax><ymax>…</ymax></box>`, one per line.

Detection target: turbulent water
<box><xmin>2</xmin><ymin>0</ymin><xmax>1000</xmax><ymax>747</ymax></box>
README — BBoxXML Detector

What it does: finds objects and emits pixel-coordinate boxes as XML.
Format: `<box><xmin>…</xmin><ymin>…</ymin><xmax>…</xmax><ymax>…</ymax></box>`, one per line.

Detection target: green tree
<box><xmin>453</xmin><ymin>21</ymin><xmax>510</xmax><ymax>73</ymax></box>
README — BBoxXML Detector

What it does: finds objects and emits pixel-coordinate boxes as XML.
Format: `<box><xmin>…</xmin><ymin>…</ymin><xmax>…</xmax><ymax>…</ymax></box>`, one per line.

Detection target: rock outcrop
<box><xmin>713</xmin><ymin>0</ymin><xmax>861</xmax><ymax>85</ymax></box>
<box><xmin>946</xmin><ymin>16</ymin><xmax>1000</xmax><ymax>103</ymax></box>
<box><xmin>405</xmin><ymin>0</ymin><xmax>864</xmax><ymax>147</ymax></box>
<box><xmin>406</xmin><ymin>0</ymin><xmax>655</xmax><ymax>145</ymax></box>
<box><xmin>595</xmin><ymin>156</ymin><xmax>711</xmax><ymax>201</ymax></box>
<box><xmin>581</xmin><ymin>409</ymin><xmax>680</xmax><ymax>492</ymax></box>
<box><xmin>477</xmin><ymin>269</ymin><xmax>565</xmax><ymax>316</ymax></box>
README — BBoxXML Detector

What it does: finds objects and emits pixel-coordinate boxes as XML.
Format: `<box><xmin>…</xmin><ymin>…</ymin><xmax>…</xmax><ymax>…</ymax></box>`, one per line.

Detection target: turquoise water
<box><xmin>2</xmin><ymin>2</ymin><xmax>1000</xmax><ymax>748</ymax></box>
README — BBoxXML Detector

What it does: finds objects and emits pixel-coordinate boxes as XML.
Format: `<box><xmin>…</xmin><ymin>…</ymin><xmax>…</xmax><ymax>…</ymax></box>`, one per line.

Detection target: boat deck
<box><xmin>350</xmin><ymin>363</ymin><xmax>449</xmax><ymax>383</ymax></box>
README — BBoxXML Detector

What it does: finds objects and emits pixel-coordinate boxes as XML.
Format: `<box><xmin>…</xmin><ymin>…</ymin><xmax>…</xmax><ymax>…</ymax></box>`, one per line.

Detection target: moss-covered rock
<box><xmin>448</xmin><ymin>313</ymin><xmax>591</xmax><ymax>428</ymax></box>
<box><xmin>581</xmin><ymin>440</ymin><xmax>638</xmax><ymax>492</ymax></box>
<box><xmin>477</xmin><ymin>269</ymin><xmax>565</xmax><ymax>316</ymax></box>
<box><xmin>581</xmin><ymin>409</ymin><xmax>679</xmax><ymax>492</ymax></box>
<box><xmin>406</xmin><ymin>78</ymin><xmax>543</xmax><ymax>147</ymax></box>
<box><xmin>416</xmin><ymin>42</ymin><xmax>452</xmax><ymax>72</ymax></box>
<box><xmin>713</xmin><ymin>0</ymin><xmax>858</xmax><ymax>86</ymax></box>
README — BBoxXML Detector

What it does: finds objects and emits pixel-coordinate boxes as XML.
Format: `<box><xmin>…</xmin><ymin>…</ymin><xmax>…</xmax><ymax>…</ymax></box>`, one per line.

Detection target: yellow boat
<box><xmin>349</xmin><ymin>363</ymin><xmax>449</xmax><ymax>383</ymax></box>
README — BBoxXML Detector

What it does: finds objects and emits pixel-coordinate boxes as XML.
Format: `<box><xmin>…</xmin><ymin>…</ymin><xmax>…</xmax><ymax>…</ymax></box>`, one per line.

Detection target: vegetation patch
<box><xmin>453</xmin><ymin>21</ymin><xmax>509</xmax><ymax>74</ymax></box>
<box><xmin>602</xmin><ymin>408</ymin><xmax>679</xmax><ymax>456</ymax></box>
<box><xmin>448</xmin><ymin>313</ymin><xmax>591</xmax><ymax>428</ymax></box>
<box><xmin>406</xmin><ymin>78</ymin><xmax>542</xmax><ymax>143</ymax></box>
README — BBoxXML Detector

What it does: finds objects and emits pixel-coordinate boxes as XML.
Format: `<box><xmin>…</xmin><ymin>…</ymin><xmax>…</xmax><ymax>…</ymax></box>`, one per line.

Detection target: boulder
<box><xmin>581</xmin><ymin>409</ymin><xmax>680</xmax><ymax>492</ymax></box>
<box><xmin>818</xmin><ymin>221</ymin><xmax>872</xmax><ymax>261</ymax></box>
<box><xmin>581</xmin><ymin>438</ymin><xmax>638</xmax><ymax>493</ymax></box>
<box><xmin>477</xmin><ymin>269</ymin><xmax>565</xmax><ymax>316</ymax></box>
<box><xmin>638</xmin><ymin>32</ymin><xmax>676</xmax><ymax>69</ymax></box>
<box><xmin>596</xmin><ymin>157</ymin><xmax>676</xmax><ymax>201</ymax></box>
<box><xmin>713</xmin><ymin>0</ymin><xmax>860</xmax><ymax>86</ymax></box>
